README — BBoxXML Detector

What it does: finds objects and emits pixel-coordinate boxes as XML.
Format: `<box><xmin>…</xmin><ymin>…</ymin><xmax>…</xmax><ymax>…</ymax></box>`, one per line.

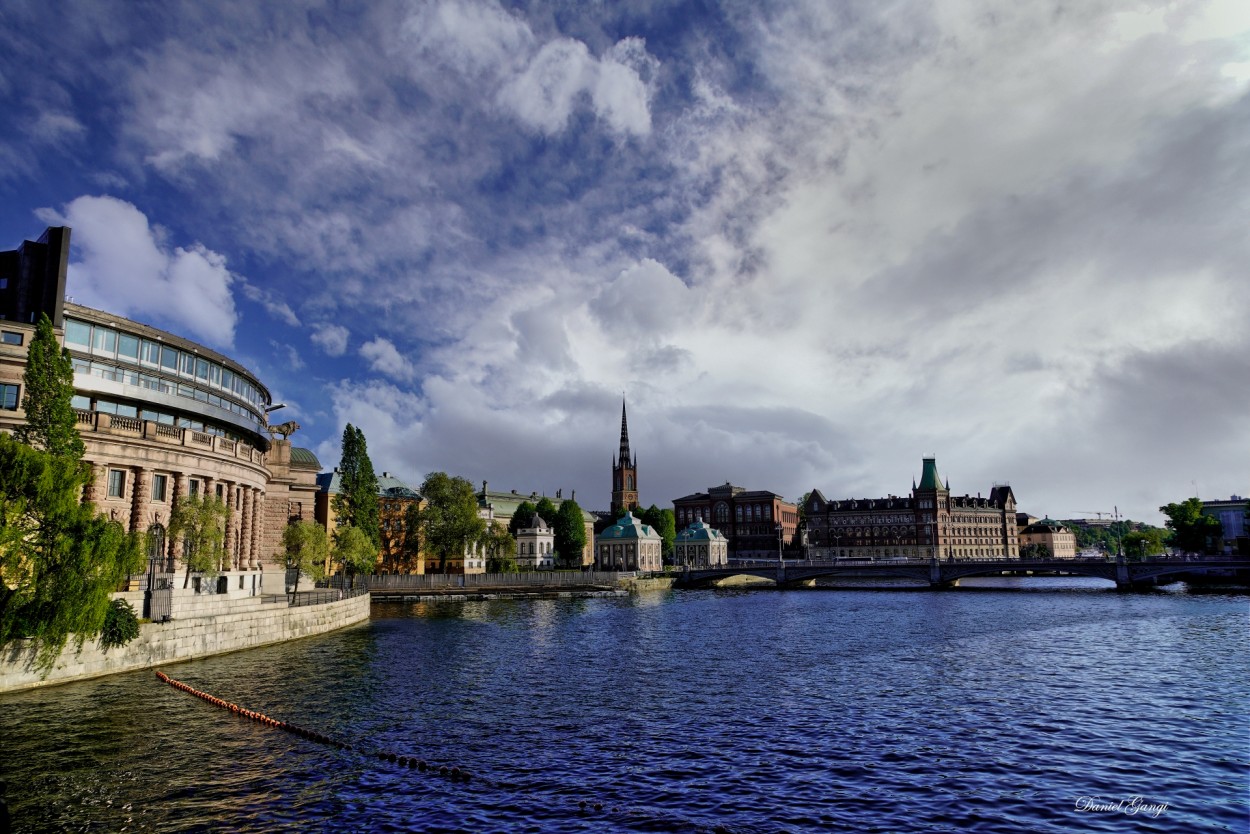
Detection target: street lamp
<box><xmin>776</xmin><ymin>523</ymin><xmax>784</xmax><ymax>568</ymax></box>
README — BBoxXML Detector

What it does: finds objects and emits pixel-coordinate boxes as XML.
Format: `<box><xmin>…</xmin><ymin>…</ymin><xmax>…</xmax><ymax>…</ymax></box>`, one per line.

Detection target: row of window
<box><xmin>71</xmin><ymin>358</ymin><xmax>263</xmax><ymax>427</ymax></box>
<box><xmin>74</xmin><ymin>396</ymin><xmax>247</xmax><ymax>442</ymax></box>
<box><xmin>64</xmin><ymin>318</ymin><xmax>266</xmax><ymax>409</ymax></box>
<box><xmin>105</xmin><ymin>469</ymin><xmax>229</xmax><ymax>502</ymax></box>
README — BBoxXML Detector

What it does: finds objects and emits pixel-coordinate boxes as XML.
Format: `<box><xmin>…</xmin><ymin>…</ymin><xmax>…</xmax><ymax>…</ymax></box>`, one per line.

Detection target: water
<box><xmin>2</xmin><ymin>579</ymin><xmax>1247</xmax><ymax>833</ymax></box>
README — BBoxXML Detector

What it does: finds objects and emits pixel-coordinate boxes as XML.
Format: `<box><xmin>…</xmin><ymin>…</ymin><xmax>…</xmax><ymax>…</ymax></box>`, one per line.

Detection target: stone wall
<box><xmin>0</xmin><ymin>593</ymin><xmax>371</xmax><ymax>694</ymax></box>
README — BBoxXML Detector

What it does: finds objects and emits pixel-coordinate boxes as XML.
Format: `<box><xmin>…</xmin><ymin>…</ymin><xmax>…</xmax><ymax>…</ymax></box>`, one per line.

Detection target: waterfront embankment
<box><xmin>0</xmin><ymin>590</ymin><xmax>370</xmax><ymax>693</ymax></box>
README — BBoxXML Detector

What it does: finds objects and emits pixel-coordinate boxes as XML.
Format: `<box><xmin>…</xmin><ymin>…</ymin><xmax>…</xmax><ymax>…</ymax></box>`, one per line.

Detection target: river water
<box><xmin>1</xmin><ymin>579</ymin><xmax>1247</xmax><ymax>833</ymax></box>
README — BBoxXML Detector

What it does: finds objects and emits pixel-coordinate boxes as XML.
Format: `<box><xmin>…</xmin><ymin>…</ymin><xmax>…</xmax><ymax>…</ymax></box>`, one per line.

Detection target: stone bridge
<box><xmin>677</xmin><ymin>558</ymin><xmax>1250</xmax><ymax>590</ymax></box>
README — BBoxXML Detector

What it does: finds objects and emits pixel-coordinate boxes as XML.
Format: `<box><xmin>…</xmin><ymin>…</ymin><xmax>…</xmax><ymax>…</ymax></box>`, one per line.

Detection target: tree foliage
<box><xmin>168</xmin><ymin>494</ymin><xmax>229</xmax><ymax>588</ymax></box>
<box><xmin>1122</xmin><ymin>529</ymin><xmax>1166</xmax><ymax>560</ymax></box>
<box><xmin>0</xmin><ymin>434</ymin><xmax>144</xmax><ymax>672</ymax></box>
<box><xmin>99</xmin><ymin>598</ymin><xmax>141</xmax><ymax>650</ymax></box>
<box><xmin>534</xmin><ymin>497</ymin><xmax>558</xmax><ymax>526</ymax></box>
<box><xmin>637</xmin><ymin>504</ymin><xmax>676</xmax><ymax>560</ymax></box>
<box><xmin>481</xmin><ymin>521</ymin><xmax>517</xmax><ymax>573</ymax></box>
<box><xmin>379</xmin><ymin>497</ymin><xmax>422</xmax><ymax>573</ymax></box>
<box><xmin>419</xmin><ymin>473</ymin><xmax>486</xmax><ymax>573</ymax></box>
<box><xmin>554</xmin><ymin>497</ymin><xmax>588</xmax><ymax>568</ymax></box>
<box><xmin>1019</xmin><ymin>542</ymin><xmax>1052</xmax><ymax>560</ymax></box>
<box><xmin>15</xmin><ymin>313</ymin><xmax>85</xmax><ymax>463</ymax></box>
<box><xmin>1160</xmin><ymin>498</ymin><xmax>1222</xmax><ymax>554</ymax></box>
<box><xmin>509</xmin><ymin>500</ymin><xmax>537</xmax><ymax>538</ymax></box>
<box><xmin>282</xmin><ymin>521</ymin><xmax>328</xmax><ymax>593</ymax></box>
<box><xmin>333</xmin><ymin>424</ymin><xmax>380</xmax><ymax>549</ymax></box>
<box><xmin>333</xmin><ymin>524</ymin><xmax>377</xmax><ymax>578</ymax></box>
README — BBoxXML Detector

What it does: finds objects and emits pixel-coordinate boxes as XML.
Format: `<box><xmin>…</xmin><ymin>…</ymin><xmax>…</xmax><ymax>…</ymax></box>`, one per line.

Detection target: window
<box><xmin>117</xmin><ymin>333</ymin><xmax>140</xmax><ymax>361</ymax></box>
<box><xmin>142</xmin><ymin>340</ymin><xmax>161</xmax><ymax>365</ymax></box>
<box><xmin>0</xmin><ymin>383</ymin><xmax>18</xmax><ymax>410</ymax></box>
<box><xmin>107</xmin><ymin>470</ymin><xmax>126</xmax><ymax>498</ymax></box>
<box><xmin>92</xmin><ymin>327</ymin><xmax>117</xmax><ymax>354</ymax></box>
<box><xmin>0</xmin><ymin>277</ymin><xmax>7</xmax><ymax>289</ymax></box>
<box><xmin>65</xmin><ymin>320</ymin><xmax>91</xmax><ymax>346</ymax></box>
<box><xmin>189</xmin><ymin>479</ymin><xmax>200</xmax><ymax>496</ymax></box>
<box><xmin>71</xmin><ymin>395</ymin><xmax>91</xmax><ymax>410</ymax></box>
<box><xmin>148</xmin><ymin>524</ymin><xmax>166</xmax><ymax>560</ymax></box>
<box><xmin>195</xmin><ymin>358</ymin><xmax>209</xmax><ymax>380</ymax></box>
<box><xmin>1</xmin><ymin>330</ymin><xmax>22</xmax><ymax>346</ymax></box>
<box><xmin>160</xmin><ymin>346</ymin><xmax>178</xmax><ymax>371</ymax></box>
<box><xmin>152</xmin><ymin>474</ymin><xmax>168</xmax><ymax>502</ymax></box>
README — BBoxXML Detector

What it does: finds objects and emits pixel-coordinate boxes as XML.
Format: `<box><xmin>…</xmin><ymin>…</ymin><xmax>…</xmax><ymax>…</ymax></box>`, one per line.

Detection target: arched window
<box><xmin>735</xmin><ymin>505</ymin><xmax>743</xmax><ymax>522</ymax></box>
<box><xmin>147</xmin><ymin>523</ymin><xmax>166</xmax><ymax>562</ymax></box>
<box><xmin>716</xmin><ymin>503</ymin><xmax>730</xmax><ymax>524</ymax></box>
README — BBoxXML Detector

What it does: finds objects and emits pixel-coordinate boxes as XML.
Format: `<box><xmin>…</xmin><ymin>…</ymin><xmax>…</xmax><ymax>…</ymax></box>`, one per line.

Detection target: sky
<box><xmin>2</xmin><ymin>0</ymin><xmax>1247</xmax><ymax>525</ymax></box>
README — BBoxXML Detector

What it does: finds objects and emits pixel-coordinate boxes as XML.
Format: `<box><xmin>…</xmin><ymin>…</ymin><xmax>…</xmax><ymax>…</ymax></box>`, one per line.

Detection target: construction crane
<box><xmin>1079</xmin><ymin>511</ymin><xmax>1110</xmax><ymax>520</ymax></box>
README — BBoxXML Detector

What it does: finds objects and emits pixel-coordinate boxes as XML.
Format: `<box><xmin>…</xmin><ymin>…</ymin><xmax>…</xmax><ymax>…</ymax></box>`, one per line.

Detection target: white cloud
<box><xmin>37</xmin><ymin>195</ymin><xmax>238</xmax><ymax>347</ymax></box>
<box><xmin>359</xmin><ymin>336</ymin><xmax>416</xmax><ymax>382</ymax></box>
<box><xmin>242</xmin><ymin>280</ymin><xmax>300</xmax><ymax>327</ymax></box>
<box><xmin>311</xmin><ymin>323</ymin><xmax>350</xmax><ymax>357</ymax></box>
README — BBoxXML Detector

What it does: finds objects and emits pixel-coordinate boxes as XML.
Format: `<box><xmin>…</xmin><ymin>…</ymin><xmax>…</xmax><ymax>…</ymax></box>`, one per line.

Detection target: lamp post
<box><xmin>776</xmin><ymin>523</ymin><xmax>784</xmax><ymax>567</ymax></box>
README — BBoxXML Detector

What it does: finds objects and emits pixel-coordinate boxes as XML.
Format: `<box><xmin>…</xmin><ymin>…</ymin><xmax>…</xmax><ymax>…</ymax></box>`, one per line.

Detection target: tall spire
<box><xmin>619</xmin><ymin>398</ymin><xmax>631</xmax><ymax>463</ymax></box>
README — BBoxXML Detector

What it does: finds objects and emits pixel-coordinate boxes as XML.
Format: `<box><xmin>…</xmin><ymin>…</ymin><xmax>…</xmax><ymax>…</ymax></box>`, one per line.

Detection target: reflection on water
<box><xmin>1</xmin><ymin>584</ymin><xmax>1247</xmax><ymax>833</ymax></box>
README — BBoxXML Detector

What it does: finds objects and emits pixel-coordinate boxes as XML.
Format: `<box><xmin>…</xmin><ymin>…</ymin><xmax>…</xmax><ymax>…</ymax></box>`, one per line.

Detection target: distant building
<box><xmin>595</xmin><ymin>511</ymin><xmax>663</xmax><ymax>572</ymax></box>
<box><xmin>674</xmin><ymin>517</ymin><xmax>728</xmax><ymax>568</ymax></box>
<box><xmin>515</xmin><ymin>513</ymin><xmax>556</xmax><ymax>570</ymax></box>
<box><xmin>803</xmin><ymin>457</ymin><xmax>1019</xmax><ymax>561</ymax></box>
<box><xmin>1018</xmin><ymin>518</ymin><xmax>1077</xmax><ymax>559</ymax></box>
<box><xmin>610</xmin><ymin>399</ymin><xmax>638</xmax><ymax>517</ymax></box>
<box><xmin>1202</xmin><ymin>496</ymin><xmax>1248</xmax><ymax>554</ymax></box>
<box><xmin>672</xmin><ymin>483</ymin><xmax>799</xmax><ymax>560</ymax></box>
<box><xmin>476</xmin><ymin>483</ymin><xmax>595</xmax><ymax>567</ymax></box>
<box><xmin>315</xmin><ymin>470</ymin><xmax>422</xmax><ymax>574</ymax></box>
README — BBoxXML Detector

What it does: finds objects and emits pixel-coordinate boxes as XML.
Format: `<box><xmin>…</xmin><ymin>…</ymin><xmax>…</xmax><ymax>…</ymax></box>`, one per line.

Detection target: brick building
<box><xmin>672</xmin><ymin>483</ymin><xmax>799</xmax><ymax>560</ymax></box>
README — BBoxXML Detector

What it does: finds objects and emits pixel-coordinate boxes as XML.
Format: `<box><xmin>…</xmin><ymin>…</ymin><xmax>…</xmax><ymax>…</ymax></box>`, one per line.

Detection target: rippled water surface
<box><xmin>2</xmin><ymin>579</ymin><xmax>1247</xmax><ymax>833</ymax></box>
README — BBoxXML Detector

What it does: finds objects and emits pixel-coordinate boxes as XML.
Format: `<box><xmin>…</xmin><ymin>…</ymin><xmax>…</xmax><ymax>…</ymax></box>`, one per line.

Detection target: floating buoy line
<box><xmin>155</xmin><ymin>669</ymin><xmax>744</xmax><ymax>832</ymax></box>
<box><xmin>154</xmin><ymin>670</ymin><xmax>473</xmax><ymax>782</ymax></box>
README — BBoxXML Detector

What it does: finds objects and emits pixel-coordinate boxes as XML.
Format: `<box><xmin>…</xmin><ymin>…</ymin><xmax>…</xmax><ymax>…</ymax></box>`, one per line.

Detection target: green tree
<box><xmin>1160</xmin><ymin>498</ymin><xmax>1222</xmax><ymax>554</ymax></box>
<box><xmin>332</xmin><ymin>424</ymin><xmax>380</xmax><ymax>548</ymax></box>
<box><xmin>1019</xmin><ymin>542</ymin><xmax>1052</xmax><ymax>560</ymax></box>
<box><xmin>15</xmin><ymin>313</ymin><xmax>85</xmax><ymax>463</ymax></box>
<box><xmin>0</xmin><ymin>434</ymin><xmax>144</xmax><ymax>672</ymax></box>
<box><xmin>282</xmin><ymin>520</ymin><xmax>328</xmax><ymax>593</ymax></box>
<box><xmin>534</xmin><ymin>496</ymin><xmax>558</xmax><ymax>526</ymax></box>
<box><xmin>333</xmin><ymin>525</ymin><xmax>377</xmax><ymax>580</ymax></box>
<box><xmin>419</xmin><ymin>472</ymin><xmax>486</xmax><ymax>573</ymax></box>
<box><xmin>398</xmin><ymin>501</ymin><xmax>423</xmax><ymax>573</ymax></box>
<box><xmin>1122</xmin><ymin>529</ymin><xmax>1166</xmax><ymax>560</ymax></box>
<box><xmin>638</xmin><ymin>504</ymin><xmax>676</xmax><ymax>561</ymax></box>
<box><xmin>481</xmin><ymin>521</ymin><xmax>517</xmax><ymax>573</ymax></box>
<box><xmin>168</xmin><ymin>494</ymin><xmax>230</xmax><ymax>589</ymax></box>
<box><xmin>509</xmin><ymin>500</ymin><xmax>537</xmax><ymax>538</ymax></box>
<box><xmin>554</xmin><ymin>498</ymin><xmax>588</xmax><ymax>568</ymax></box>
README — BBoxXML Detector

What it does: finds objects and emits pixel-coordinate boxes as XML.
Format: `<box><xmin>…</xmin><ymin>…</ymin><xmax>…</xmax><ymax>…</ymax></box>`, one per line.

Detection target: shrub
<box><xmin>99</xmin><ymin>599</ymin><xmax>141</xmax><ymax>650</ymax></box>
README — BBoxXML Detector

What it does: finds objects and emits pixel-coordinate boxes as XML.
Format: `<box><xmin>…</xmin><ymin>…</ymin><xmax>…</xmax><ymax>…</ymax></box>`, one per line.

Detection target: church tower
<box><xmin>611</xmin><ymin>399</ymin><xmax>638</xmax><ymax>517</ymax></box>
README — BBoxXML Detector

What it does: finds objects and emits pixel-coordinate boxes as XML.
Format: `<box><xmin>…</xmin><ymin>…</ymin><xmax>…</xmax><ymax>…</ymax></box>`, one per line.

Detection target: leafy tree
<box><xmin>1122</xmin><ymin>529</ymin><xmax>1166</xmax><ymax>560</ymax></box>
<box><xmin>0</xmin><ymin>434</ymin><xmax>144</xmax><ymax>672</ymax></box>
<box><xmin>333</xmin><ymin>524</ymin><xmax>377</xmax><ymax>580</ymax></box>
<box><xmin>397</xmin><ymin>501</ymin><xmax>423</xmax><ymax>573</ymax></box>
<box><xmin>168</xmin><ymin>494</ymin><xmax>229</xmax><ymax>588</ymax></box>
<box><xmin>508</xmin><ymin>500</ymin><xmax>537</xmax><ymax>538</ymax></box>
<box><xmin>534</xmin><ymin>496</ymin><xmax>558</xmax><ymax>526</ymax></box>
<box><xmin>419</xmin><ymin>472</ymin><xmax>486</xmax><ymax>573</ymax></box>
<box><xmin>282</xmin><ymin>521</ymin><xmax>328</xmax><ymax>593</ymax></box>
<box><xmin>637</xmin><ymin>504</ymin><xmax>676</xmax><ymax>561</ymax></box>
<box><xmin>554</xmin><ymin>498</ymin><xmax>588</xmax><ymax>568</ymax></box>
<box><xmin>332</xmin><ymin>424</ymin><xmax>380</xmax><ymax>548</ymax></box>
<box><xmin>1019</xmin><ymin>542</ymin><xmax>1052</xmax><ymax>560</ymax></box>
<box><xmin>15</xmin><ymin>313</ymin><xmax>85</xmax><ymax>463</ymax></box>
<box><xmin>1159</xmin><ymin>498</ymin><xmax>1222</xmax><ymax>554</ymax></box>
<box><xmin>481</xmin><ymin>521</ymin><xmax>517</xmax><ymax>573</ymax></box>
<box><xmin>99</xmin><ymin>599</ymin><xmax>140</xmax><ymax>650</ymax></box>
<box><xmin>378</xmin><ymin>497</ymin><xmax>422</xmax><ymax>573</ymax></box>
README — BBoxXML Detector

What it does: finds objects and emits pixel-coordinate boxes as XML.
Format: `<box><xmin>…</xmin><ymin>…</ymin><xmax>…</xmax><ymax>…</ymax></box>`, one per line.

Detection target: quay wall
<box><xmin>0</xmin><ymin>592</ymin><xmax>371</xmax><ymax>694</ymax></box>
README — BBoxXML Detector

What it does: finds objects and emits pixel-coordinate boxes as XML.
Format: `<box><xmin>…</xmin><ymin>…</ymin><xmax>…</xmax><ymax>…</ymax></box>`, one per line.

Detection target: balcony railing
<box><xmin>71</xmin><ymin>409</ymin><xmax>265</xmax><ymax>464</ymax></box>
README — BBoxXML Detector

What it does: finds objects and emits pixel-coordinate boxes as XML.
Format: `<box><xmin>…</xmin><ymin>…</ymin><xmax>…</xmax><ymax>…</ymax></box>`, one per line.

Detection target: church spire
<box><xmin>619</xmin><ymin>398</ymin><xmax>632</xmax><ymax>464</ymax></box>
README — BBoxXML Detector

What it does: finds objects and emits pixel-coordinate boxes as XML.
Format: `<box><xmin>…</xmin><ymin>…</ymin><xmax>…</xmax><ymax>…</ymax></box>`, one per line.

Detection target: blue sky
<box><xmin>2</xmin><ymin>0</ymin><xmax>1248</xmax><ymax>523</ymax></box>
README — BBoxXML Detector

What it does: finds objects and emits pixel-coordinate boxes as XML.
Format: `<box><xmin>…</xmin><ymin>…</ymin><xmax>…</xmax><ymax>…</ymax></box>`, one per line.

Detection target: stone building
<box><xmin>1018</xmin><ymin>518</ymin><xmax>1077</xmax><ymax>559</ymax></box>
<box><xmin>515</xmin><ymin>513</ymin><xmax>556</xmax><ymax>570</ymax></box>
<box><xmin>803</xmin><ymin>457</ymin><xmax>1019</xmax><ymax>561</ymax></box>
<box><xmin>1</xmin><ymin>226</ymin><xmax>318</xmax><ymax>596</ymax></box>
<box><xmin>477</xmin><ymin>483</ymin><xmax>595</xmax><ymax>567</ymax></box>
<box><xmin>674</xmin><ymin>517</ymin><xmax>728</xmax><ymax>568</ymax></box>
<box><xmin>672</xmin><ymin>483</ymin><xmax>799</xmax><ymax>560</ymax></box>
<box><xmin>315</xmin><ymin>470</ymin><xmax>423</xmax><ymax>574</ymax></box>
<box><xmin>595</xmin><ymin>511</ymin><xmax>663</xmax><ymax>572</ymax></box>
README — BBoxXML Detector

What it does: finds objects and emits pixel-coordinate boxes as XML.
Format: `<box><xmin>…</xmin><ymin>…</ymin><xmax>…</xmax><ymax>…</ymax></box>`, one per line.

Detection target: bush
<box><xmin>100</xmin><ymin>599</ymin><xmax>141</xmax><ymax>650</ymax></box>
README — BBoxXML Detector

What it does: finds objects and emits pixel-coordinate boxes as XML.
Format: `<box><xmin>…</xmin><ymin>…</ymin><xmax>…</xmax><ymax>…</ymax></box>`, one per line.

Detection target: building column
<box><xmin>222</xmin><ymin>480</ymin><xmax>238</xmax><ymax>569</ymax></box>
<box><xmin>83</xmin><ymin>461</ymin><xmax>104</xmax><ymax>505</ymax></box>
<box><xmin>129</xmin><ymin>466</ymin><xmax>149</xmax><ymax>534</ymax></box>
<box><xmin>249</xmin><ymin>489</ymin><xmax>264</xmax><ymax>570</ymax></box>
<box><xmin>239</xmin><ymin>487</ymin><xmax>253</xmax><ymax>572</ymax></box>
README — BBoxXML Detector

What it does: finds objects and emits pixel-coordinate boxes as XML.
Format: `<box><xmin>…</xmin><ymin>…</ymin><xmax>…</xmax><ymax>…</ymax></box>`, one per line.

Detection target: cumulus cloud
<box><xmin>310</xmin><ymin>323</ymin><xmax>350</xmax><ymax>357</ymax></box>
<box><xmin>37</xmin><ymin>195</ymin><xmax>238</xmax><ymax>347</ymax></box>
<box><xmin>359</xmin><ymin>336</ymin><xmax>417</xmax><ymax>382</ymax></box>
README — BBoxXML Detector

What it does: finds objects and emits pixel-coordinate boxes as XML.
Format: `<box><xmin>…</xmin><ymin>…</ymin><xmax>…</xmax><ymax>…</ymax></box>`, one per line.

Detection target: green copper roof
<box><xmin>918</xmin><ymin>457</ymin><xmax>944</xmax><ymax>491</ymax></box>
<box><xmin>290</xmin><ymin>447</ymin><xmax>321</xmax><ymax>467</ymax></box>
